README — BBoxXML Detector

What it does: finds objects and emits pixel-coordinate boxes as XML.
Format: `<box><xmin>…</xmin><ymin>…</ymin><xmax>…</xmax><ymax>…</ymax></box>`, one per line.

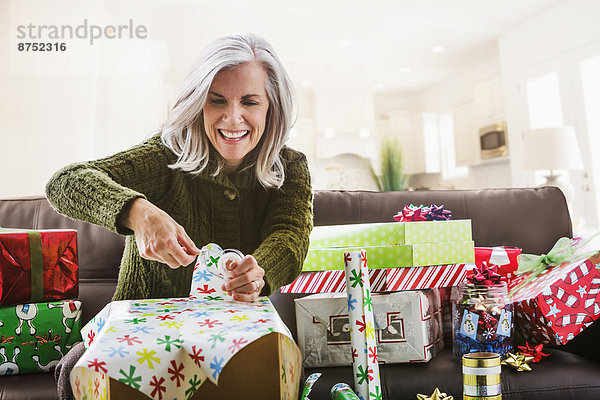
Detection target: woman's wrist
<box><xmin>119</xmin><ymin>197</ymin><xmax>149</xmax><ymax>231</ymax></box>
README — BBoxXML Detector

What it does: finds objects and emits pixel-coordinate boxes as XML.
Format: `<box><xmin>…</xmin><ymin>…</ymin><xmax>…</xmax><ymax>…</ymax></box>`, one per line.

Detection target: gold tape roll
<box><xmin>462</xmin><ymin>352</ymin><xmax>501</xmax><ymax>368</ymax></box>
<box><xmin>463</xmin><ymin>395</ymin><xmax>502</xmax><ymax>400</ymax></box>
<box><xmin>463</xmin><ymin>373</ymin><xmax>501</xmax><ymax>386</ymax></box>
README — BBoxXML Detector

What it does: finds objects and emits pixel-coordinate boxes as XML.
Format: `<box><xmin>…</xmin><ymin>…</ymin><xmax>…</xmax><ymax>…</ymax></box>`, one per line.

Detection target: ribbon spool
<box><xmin>462</xmin><ymin>352</ymin><xmax>502</xmax><ymax>400</ymax></box>
<box><xmin>218</xmin><ymin>249</ymin><xmax>244</xmax><ymax>279</ymax></box>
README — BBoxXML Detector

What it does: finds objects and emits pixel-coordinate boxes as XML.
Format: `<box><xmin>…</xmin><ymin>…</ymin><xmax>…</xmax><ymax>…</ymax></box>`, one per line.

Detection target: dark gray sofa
<box><xmin>1</xmin><ymin>187</ymin><xmax>599</xmax><ymax>399</ymax></box>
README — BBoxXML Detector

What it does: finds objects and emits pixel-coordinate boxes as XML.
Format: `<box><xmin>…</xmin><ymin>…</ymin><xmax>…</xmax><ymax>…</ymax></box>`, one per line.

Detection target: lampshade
<box><xmin>522</xmin><ymin>126</ymin><xmax>584</xmax><ymax>171</ymax></box>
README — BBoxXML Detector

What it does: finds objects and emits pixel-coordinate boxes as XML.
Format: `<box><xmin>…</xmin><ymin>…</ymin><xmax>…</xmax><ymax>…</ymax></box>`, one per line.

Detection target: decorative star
<box><xmin>554</xmin><ymin>332</ymin><xmax>563</xmax><ymax>342</ymax></box>
<box><xmin>416</xmin><ymin>388</ymin><xmax>454</xmax><ymax>400</ymax></box>
<box><xmin>546</xmin><ymin>304</ymin><xmax>561</xmax><ymax>318</ymax></box>
<box><xmin>576</xmin><ymin>285</ymin><xmax>587</xmax><ymax>298</ymax></box>
<box><xmin>501</xmin><ymin>352</ymin><xmax>534</xmax><ymax>372</ymax></box>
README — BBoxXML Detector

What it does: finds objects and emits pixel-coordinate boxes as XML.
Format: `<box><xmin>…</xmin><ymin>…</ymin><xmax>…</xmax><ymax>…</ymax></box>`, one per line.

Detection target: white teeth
<box><xmin>219</xmin><ymin>129</ymin><xmax>248</xmax><ymax>139</ymax></box>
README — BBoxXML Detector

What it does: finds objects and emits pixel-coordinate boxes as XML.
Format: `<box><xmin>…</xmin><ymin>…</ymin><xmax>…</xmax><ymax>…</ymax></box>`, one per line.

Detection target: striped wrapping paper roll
<box><xmin>281</xmin><ymin>264</ymin><xmax>471</xmax><ymax>293</ymax></box>
<box><xmin>462</xmin><ymin>352</ymin><xmax>502</xmax><ymax>400</ymax></box>
<box><xmin>344</xmin><ymin>250</ymin><xmax>383</xmax><ymax>400</ymax></box>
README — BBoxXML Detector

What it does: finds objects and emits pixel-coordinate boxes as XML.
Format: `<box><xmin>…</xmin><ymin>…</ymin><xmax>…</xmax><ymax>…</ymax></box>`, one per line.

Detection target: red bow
<box><xmin>517</xmin><ymin>342</ymin><xmax>550</xmax><ymax>363</ymax></box>
<box><xmin>467</xmin><ymin>261</ymin><xmax>503</xmax><ymax>285</ymax></box>
<box><xmin>393</xmin><ymin>205</ymin><xmax>429</xmax><ymax>222</ymax></box>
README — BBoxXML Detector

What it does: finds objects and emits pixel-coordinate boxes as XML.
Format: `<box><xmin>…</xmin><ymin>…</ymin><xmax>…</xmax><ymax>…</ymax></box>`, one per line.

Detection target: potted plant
<box><xmin>371</xmin><ymin>137</ymin><xmax>406</xmax><ymax>191</ymax></box>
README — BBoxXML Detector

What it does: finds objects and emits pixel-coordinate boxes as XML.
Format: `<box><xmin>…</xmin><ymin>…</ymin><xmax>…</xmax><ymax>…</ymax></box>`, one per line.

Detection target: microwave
<box><xmin>479</xmin><ymin>122</ymin><xmax>508</xmax><ymax>160</ymax></box>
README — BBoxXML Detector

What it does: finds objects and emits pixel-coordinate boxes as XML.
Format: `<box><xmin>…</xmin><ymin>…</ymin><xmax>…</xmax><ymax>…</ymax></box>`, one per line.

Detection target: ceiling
<box><xmin>142</xmin><ymin>0</ymin><xmax>565</xmax><ymax>94</ymax></box>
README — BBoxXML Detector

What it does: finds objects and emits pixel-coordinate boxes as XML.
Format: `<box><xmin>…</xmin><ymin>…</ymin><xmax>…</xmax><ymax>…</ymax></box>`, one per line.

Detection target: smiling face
<box><xmin>203</xmin><ymin>62</ymin><xmax>270</xmax><ymax>173</ymax></box>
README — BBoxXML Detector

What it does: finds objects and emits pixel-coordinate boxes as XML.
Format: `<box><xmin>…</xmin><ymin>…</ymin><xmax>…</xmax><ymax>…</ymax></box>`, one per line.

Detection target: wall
<box><xmin>376</xmin><ymin>54</ymin><xmax>511</xmax><ymax>190</ymax></box>
<box><xmin>499</xmin><ymin>0</ymin><xmax>600</xmax><ymax>228</ymax></box>
<box><xmin>1</xmin><ymin>1</ymin><xmax>170</xmax><ymax>197</ymax></box>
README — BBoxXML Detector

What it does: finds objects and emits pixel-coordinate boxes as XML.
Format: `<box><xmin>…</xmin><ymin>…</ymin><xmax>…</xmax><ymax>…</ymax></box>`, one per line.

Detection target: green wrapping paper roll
<box><xmin>331</xmin><ymin>383</ymin><xmax>361</xmax><ymax>400</ymax></box>
<box><xmin>301</xmin><ymin>373</ymin><xmax>322</xmax><ymax>400</ymax></box>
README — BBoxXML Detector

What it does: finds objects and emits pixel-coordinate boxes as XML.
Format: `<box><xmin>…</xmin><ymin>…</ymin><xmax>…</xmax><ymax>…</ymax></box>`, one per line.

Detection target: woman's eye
<box><xmin>243</xmin><ymin>101</ymin><xmax>258</xmax><ymax>106</ymax></box>
<box><xmin>210</xmin><ymin>99</ymin><xmax>226</xmax><ymax>105</ymax></box>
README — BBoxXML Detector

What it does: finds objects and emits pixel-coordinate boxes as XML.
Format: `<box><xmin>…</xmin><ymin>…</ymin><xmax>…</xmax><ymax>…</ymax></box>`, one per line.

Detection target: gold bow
<box><xmin>417</xmin><ymin>388</ymin><xmax>454</xmax><ymax>400</ymax></box>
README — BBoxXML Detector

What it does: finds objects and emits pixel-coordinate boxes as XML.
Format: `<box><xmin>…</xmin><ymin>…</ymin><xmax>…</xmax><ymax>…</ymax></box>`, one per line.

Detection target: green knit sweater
<box><xmin>45</xmin><ymin>133</ymin><xmax>313</xmax><ymax>300</ymax></box>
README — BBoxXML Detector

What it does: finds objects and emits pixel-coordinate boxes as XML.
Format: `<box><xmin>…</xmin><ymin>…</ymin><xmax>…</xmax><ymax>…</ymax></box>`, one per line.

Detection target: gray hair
<box><xmin>160</xmin><ymin>33</ymin><xmax>297</xmax><ymax>188</ymax></box>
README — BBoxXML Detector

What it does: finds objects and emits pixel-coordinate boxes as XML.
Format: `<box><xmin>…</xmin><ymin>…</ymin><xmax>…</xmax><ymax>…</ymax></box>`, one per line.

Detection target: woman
<box><xmin>48</xmin><ymin>33</ymin><xmax>313</xmax><ymax>399</ymax></box>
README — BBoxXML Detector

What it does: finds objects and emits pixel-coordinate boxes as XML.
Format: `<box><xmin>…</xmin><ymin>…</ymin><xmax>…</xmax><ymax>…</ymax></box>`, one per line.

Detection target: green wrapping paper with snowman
<box><xmin>0</xmin><ymin>300</ymin><xmax>82</xmax><ymax>375</ymax></box>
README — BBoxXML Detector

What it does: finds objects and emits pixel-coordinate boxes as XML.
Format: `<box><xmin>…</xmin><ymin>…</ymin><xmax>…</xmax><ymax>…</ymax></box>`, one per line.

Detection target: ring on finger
<box><xmin>253</xmin><ymin>280</ymin><xmax>260</xmax><ymax>293</ymax></box>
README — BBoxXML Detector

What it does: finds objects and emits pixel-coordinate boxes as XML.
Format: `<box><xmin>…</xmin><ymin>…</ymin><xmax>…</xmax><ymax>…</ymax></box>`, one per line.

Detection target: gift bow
<box><xmin>393</xmin><ymin>204</ymin><xmax>453</xmax><ymax>222</ymax></box>
<box><xmin>417</xmin><ymin>388</ymin><xmax>453</xmax><ymax>400</ymax></box>
<box><xmin>518</xmin><ymin>342</ymin><xmax>550</xmax><ymax>363</ymax></box>
<box><xmin>516</xmin><ymin>235</ymin><xmax>599</xmax><ymax>277</ymax></box>
<box><xmin>394</xmin><ymin>204</ymin><xmax>429</xmax><ymax>222</ymax></box>
<box><xmin>467</xmin><ymin>261</ymin><xmax>502</xmax><ymax>285</ymax></box>
<box><xmin>427</xmin><ymin>204</ymin><xmax>452</xmax><ymax>221</ymax></box>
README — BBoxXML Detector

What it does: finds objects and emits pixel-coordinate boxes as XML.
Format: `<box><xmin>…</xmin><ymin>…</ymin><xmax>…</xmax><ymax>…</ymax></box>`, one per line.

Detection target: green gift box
<box><xmin>303</xmin><ymin>220</ymin><xmax>475</xmax><ymax>272</ymax></box>
<box><xmin>303</xmin><ymin>242</ymin><xmax>475</xmax><ymax>271</ymax></box>
<box><xmin>0</xmin><ymin>300</ymin><xmax>82</xmax><ymax>375</ymax></box>
<box><xmin>309</xmin><ymin>220</ymin><xmax>472</xmax><ymax>248</ymax></box>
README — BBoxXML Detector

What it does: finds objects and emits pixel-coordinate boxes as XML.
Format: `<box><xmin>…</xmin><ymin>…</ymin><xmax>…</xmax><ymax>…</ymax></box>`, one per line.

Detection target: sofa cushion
<box><xmin>0</xmin><ymin>374</ymin><xmax>58</xmax><ymax>400</ymax></box>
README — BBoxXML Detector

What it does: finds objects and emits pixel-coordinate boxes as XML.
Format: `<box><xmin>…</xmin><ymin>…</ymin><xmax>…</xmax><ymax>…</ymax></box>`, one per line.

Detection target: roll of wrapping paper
<box><xmin>331</xmin><ymin>383</ymin><xmax>361</xmax><ymax>400</ymax></box>
<box><xmin>301</xmin><ymin>373</ymin><xmax>322</xmax><ymax>400</ymax></box>
<box><xmin>343</xmin><ymin>250</ymin><xmax>383</xmax><ymax>400</ymax></box>
<box><xmin>462</xmin><ymin>352</ymin><xmax>502</xmax><ymax>399</ymax></box>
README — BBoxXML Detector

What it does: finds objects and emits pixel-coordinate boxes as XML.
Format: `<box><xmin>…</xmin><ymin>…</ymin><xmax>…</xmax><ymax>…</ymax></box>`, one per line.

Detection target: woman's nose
<box><xmin>222</xmin><ymin>104</ymin><xmax>244</xmax><ymax>124</ymax></box>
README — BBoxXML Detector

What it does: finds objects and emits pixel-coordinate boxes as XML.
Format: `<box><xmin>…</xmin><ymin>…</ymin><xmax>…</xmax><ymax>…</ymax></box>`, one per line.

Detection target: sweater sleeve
<box><xmin>252</xmin><ymin>149</ymin><xmax>314</xmax><ymax>295</ymax></box>
<box><xmin>45</xmin><ymin>134</ymin><xmax>174</xmax><ymax>236</ymax></box>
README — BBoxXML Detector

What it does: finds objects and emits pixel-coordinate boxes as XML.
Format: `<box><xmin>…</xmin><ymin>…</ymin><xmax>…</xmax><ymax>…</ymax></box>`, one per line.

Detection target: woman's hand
<box><xmin>221</xmin><ymin>255</ymin><xmax>265</xmax><ymax>302</ymax></box>
<box><xmin>120</xmin><ymin>198</ymin><xmax>200</xmax><ymax>269</ymax></box>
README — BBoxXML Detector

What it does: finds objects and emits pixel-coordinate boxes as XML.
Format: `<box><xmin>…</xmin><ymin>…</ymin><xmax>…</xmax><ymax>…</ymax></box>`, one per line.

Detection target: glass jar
<box><xmin>452</xmin><ymin>282</ymin><xmax>513</xmax><ymax>361</ymax></box>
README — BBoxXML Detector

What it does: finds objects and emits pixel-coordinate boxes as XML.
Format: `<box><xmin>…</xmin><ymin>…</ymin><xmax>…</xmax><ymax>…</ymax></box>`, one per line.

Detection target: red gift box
<box><xmin>280</xmin><ymin>264</ymin><xmax>472</xmax><ymax>293</ymax></box>
<box><xmin>475</xmin><ymin>246</ymin><xmax>521</xmax><ymax>279</ymax></box>
<box><xmin>510</xmin><ymin>253</ymin><xmax>600</xmax><ymax>345</ymax></box>
<box><xmin>0</xmin><ymin>229</ymin><xmax>78</xmax><ymax>306</ymax></box>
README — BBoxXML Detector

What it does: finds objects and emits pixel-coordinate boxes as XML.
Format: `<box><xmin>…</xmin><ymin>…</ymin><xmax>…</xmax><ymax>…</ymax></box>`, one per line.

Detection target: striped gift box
<box><xmin>281</xmin><ymin>263</ymin><xmax>474</xmax><ymax>293</ymax></box>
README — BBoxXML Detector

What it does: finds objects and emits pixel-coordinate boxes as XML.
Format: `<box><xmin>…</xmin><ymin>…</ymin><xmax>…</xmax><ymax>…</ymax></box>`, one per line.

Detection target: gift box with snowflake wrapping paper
<box><xmin>0</xmin><ymin>300</ymin><xmax>82</xmax><ymax>375</ymax></box>
<box><xmin>295</xmin><ymin>289</ymin><xmax>443</xmax><ymax>367</ymax></box>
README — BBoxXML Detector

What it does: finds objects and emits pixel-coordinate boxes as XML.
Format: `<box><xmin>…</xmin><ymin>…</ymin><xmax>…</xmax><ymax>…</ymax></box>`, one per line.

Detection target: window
<box><xmin>439</xmin><ymin>113</ymin><xmax>468</xmax><ymax>179</ymax></box>
<box><xmin>526</xmin><ymin>72</ymin><xmax>564</xmax><ymax>129</ymax></box>
<box><xmin>580</xmin><ymin>56</ymin><xmax>600</xmax><ymax>159</ymax></box>
<box><xmin>525</xmin><ymin>72</ymin><xmax>564</xmax><ymax>184</ymax></box>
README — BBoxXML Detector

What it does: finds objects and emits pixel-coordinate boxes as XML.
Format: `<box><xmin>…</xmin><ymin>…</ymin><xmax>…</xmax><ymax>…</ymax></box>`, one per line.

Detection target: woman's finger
<box><xmin>232</xmin><ymin>291</ymin><xmax>260</xmax><ymax>302</ymax></box>
<box><xmin>228</xmin><ymin>255</ymin><xmax>259</xmax><ymax>275</ymax></box>
<box><xmin>177</xmin><ymin>229</ymin><xmax>201</xmax><ymax>255</ymax></box>
<box><xmin>224</xmin><ymin>271</ymin><xmax>263</xmax><ymax>292</ymax></box>
<box><xmin>167</xmin><ymin>239</ymin><xmax>197</xmax><ymax>267</ymax></box>
<box><xmin>160</xmin><ymin>252</ymin><xmax>181</xmax><ymax>270</ymax></box>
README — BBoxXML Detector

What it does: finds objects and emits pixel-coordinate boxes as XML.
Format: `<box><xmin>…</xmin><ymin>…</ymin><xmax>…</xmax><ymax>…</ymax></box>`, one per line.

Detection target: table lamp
<box><xmin>522</xmin><ymin>126</ymin><xmax>583</xmax><ymax>202</ymax></box>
